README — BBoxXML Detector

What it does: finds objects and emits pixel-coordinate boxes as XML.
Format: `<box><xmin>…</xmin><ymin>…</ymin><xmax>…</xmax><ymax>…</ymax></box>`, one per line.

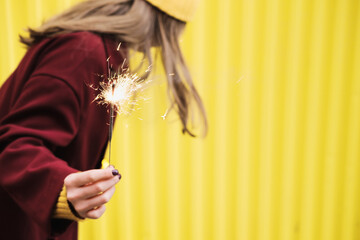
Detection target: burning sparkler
<box><xmin>94</xmin><ymin>58</ymin><xmax>148</xmax><ymax>165</ymax></box>
<box><xmin>95</xmin><ymin>70</ymin><xmax>144</xmax><ymax>115</ymax></box>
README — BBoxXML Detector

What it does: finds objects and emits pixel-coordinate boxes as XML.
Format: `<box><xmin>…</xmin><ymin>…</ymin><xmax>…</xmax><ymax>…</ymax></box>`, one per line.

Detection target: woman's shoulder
<box><xmin>47</xmin><ymin>31</ymin><xmax>105</xmax><ymax>54</ymax></box>
<box><xmin>27</xmin><ymin>32</ymin><xmax>108</xmax><ymax>99</ymax></box>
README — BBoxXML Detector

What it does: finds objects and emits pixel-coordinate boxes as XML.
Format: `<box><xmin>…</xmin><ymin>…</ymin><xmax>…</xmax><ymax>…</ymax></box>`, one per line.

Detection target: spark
<box><xmin>94</xmin><ymin>70</ymin><xmax>145</xmax><ymax>116</ymax></box>
<box><xmin>161</xmin><ymin>108</ymin><xmax>169</xmax><ymax>120</ymax></box>
<box><xmin>236</xmin><ymin>76</ymin><xmax>244</xmax><ymax>83</ymax></box>
<box><xmin>142</xmin><ymin>64</ymin><xmax>152</xmax><ymax>73</ymax></box>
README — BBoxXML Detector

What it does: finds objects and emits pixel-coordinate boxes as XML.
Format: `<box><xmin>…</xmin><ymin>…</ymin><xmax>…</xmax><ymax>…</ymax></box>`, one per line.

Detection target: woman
<box><xmin>0</xmin><ymin>0</ymin><xmax>206</xmax><ymax>239</ymax></box>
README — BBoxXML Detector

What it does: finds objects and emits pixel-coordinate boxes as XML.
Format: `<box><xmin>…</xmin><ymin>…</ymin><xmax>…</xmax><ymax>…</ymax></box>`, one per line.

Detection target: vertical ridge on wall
<box><xmin>280</xmin><ymin>0</ymin><xmax>309</xmax><ymax>239</ymax></box>
<box><xmin>236</xmin><ymin>0</ymin><xmax>255</xmax><ymax>239</ymax></box>
<box><xmin>1</xmin><ymin>1</ymin><xmax>360</xmax><ymax>240</ymax></box>
<box><xmin>140</xmin><ymin>82</ymin><xmax>157</xmax><ymax>240</ymax></box>
<box><xmin>300</xmin><ymin>0</ymin><xmax>322</xmax><ymax>239</ymax></box>
<box><xmin>0</xmin><ymin>0</ymin><xmax>7</xmax><ymax>80</ymax></box>
<box><xmin>341</xmin><ymin>4</ymin><xmax>360</xmax><ymax>239</ymax></box>
<box><xmin>302</xmin><ymin>0</ymin><xmax>332</xmax><ymax>238</ymax></box>
<box><xmin>321</xmin><ymin>0</ymin><xmax>353</xmax><ymax>239</ymax></box>
<box><xmin>186</xmin><ymin>3</ymin><xmax>206</xmax><ymax>240</ymax></box>
<box><xmin>249</xmin><ymin>1</ymin><xmax>267</xmax><ymax>239</ymax></box>
<box><xmin>166</xmin><ymin>108</ymin><xmax>181</xmax><ymax>240</ymax></box>
<box><xmin>33</xmin><ymin>0</ymin><xmax>43</xmax><ymax>25</ymax></box>
<box><xmin>213</xmin><ymin>0</ymin><xmax>231</xmax><ymax>239</ymax></box>
<box><xmin>234</xmin><ymin>0</ymin><xmax>247</xmax><ymax>239</ymax></box>
<box><xmin>4</xmin><ymin>0</ymin><xmax>15</xmax><ymax>70</ymax></box>
<box><xmin>258</xmin><ymin>0</ymin><xmax>284</xmax><ymax>239</ymax></box>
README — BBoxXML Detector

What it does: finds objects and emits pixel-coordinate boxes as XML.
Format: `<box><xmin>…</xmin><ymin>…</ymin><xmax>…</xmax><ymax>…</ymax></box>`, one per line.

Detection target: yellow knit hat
<box><xmin>145</xmin><ymin>0</ymin><xmax>201</xmax><ymax>22</ymax></box>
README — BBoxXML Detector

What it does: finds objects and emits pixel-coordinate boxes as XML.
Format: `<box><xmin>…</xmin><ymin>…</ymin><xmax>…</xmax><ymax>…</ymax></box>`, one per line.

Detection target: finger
<box><xmin>65</xmin><ymin>168</ymin><xmax>119</xmax><ymax>187</ymax></box>
<box><xmin>86</xmin><ymin>205</ymin><xmax>106</xmax><ymax>219</ymax></box>
<box><xmin>79</xmin><ymin>186</ymin><xmax>116</xmax><ymax>212</ymax></box>
<box><xmin>66</xmin><ymin>175</ymin><xmax>119</xmax><ymax>202</ymax></box>
<box><xmin>80</xmin><ymin>175</ymin><xmax>120</xmax><ymax>199</ymax></box>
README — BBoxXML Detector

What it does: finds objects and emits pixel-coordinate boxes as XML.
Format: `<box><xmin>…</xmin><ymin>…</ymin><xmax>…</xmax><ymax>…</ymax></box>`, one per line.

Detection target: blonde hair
<box><xmin>21</xmin><ymin>0</ymin><xmax>207</xmax><ymax>137</ymax></box>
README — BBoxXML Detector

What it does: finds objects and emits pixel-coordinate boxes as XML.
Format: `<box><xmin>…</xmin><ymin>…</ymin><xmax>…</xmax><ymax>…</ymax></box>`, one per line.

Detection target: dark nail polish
<box><xmin>118</xmin><ymin>174</ymin><xmax>122</xmax><ymax>180</ymax></box>
<box><xmin>112</xmin><ymin>169</ymin><xmax>119</xmax><ymax>176</ymax></box>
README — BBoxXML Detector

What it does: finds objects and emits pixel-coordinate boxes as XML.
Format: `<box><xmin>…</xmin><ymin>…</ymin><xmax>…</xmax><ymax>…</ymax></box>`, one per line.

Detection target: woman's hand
<box><xmin>64</xmin><ymin>166</ymin><xmax>121</xmax><ymax>219</ymax></box>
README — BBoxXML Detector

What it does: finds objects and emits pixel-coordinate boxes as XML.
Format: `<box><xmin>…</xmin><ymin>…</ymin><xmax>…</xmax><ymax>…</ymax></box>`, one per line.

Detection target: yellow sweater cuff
<box><xmin>53</xmin><ymin>185</ymin><xmax>84</xmax><ymax>221</ymax></box>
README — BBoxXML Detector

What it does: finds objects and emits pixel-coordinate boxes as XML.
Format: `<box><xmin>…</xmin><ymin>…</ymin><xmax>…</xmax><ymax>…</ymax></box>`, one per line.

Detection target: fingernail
<box><xmin>112</xmin><ymin>169</ymin><xmax>119</xmax><ymax>176</ymax></box>
<box><xmin>118</xmin><ymin>173</ymin><xmax>122</xmax><ymax>180</ymax></box>
<box><xmin>109</xmin><ymin>165</ymin><xmax>115</xmax><ymax>169</ymax></box>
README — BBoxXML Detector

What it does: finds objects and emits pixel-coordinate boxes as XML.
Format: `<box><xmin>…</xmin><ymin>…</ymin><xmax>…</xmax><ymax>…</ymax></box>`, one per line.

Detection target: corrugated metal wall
<box><xmin>1</xmin><ymin>0</ymin><xmax>359</xmax><ymax>239</ymax></box>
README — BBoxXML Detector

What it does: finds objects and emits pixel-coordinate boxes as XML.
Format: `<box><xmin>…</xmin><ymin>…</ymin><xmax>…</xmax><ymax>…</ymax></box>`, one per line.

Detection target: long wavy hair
<box><xmin>20</xmin><ymin>0</ymin><xmax>207</xmax><ymax>137</ymax></box>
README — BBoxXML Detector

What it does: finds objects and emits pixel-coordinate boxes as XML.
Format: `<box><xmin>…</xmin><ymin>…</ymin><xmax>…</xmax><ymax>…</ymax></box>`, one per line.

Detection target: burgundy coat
<box><xmin>0</xmin><ymin>32</ymin><xmax>125</xmax><ymax>240</ymax></box>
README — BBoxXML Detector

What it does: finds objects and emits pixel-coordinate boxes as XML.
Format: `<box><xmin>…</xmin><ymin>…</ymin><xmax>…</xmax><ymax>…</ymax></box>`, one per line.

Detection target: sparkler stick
<box><xmin>93</xmin><ymin>59</ymin><xmax>149</xmax><ymax>166</ymax></box>
<box><xmin>108</xmin><ymin>83</ymin><xmax>115</xmax><ymax>166</ymax></box>
<box><xmin>91</xmin><ymin>42</ymin><xmax>152</xmax><ymax>166</ymax></box>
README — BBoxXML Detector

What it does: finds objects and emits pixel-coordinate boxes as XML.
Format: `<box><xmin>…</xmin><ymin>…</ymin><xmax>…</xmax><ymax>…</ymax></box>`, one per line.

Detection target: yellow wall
<box><xmin>1</xmin><ymin>0</ymin><xmax>360</xmax><ymax>240</ymax></box>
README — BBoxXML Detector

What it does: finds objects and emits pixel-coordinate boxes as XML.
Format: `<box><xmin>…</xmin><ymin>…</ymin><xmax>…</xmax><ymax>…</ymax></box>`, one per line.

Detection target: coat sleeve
<box><xmin>0</xmin><ymin>32</ymin><xmax>107</xmax><ymax>236</ymax></box>
<box><xmin>0</xmin><ymin>73</ymin><xmax>81</xmax><ymax>234</ymax></box>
